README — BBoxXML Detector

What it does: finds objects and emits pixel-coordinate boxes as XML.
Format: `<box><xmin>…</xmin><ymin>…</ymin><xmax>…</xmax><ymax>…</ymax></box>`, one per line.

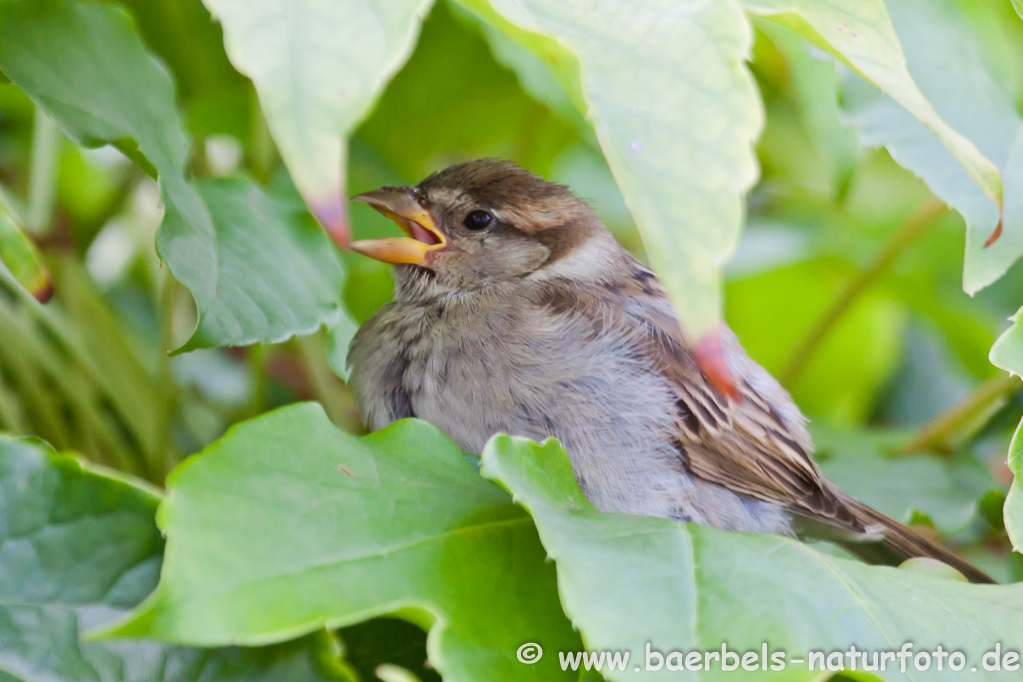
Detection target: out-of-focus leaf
<box><xmin>811</xmin><ymin>153</ymin><xmax>1000</xmax><ymax>380</ymax></box>
<box><xmin>481</xmin><ymin>434</ymin><xmax>1023</xmax><ymax>682</ymax></box>
<box><xmin>813</xmin><ymin>425</ymin><xmax>997</xmax><ymax>534</ymax></box>
<box><xmin>743</xmin><ymin>0</ymin><xmax>1002</xmax><ymax>211</ymax></box>
<box><xmin>724</xmin><ymin>222</ymin><xmax>810</xmax><ymax>277</ymax></box>
<box><xmin>839</xmin><ymin>0</ymin><xmax>1023</xmax><ymax>294</ymax></box>
<box><xmin>49</xmin><ymin>257</ymin><xmax>167</xmax><ymax>472</ymax></box>
<box><xmin>172</xmin><ymin>348</ymin><xmax>252</xmax><ymax>408</ymax></box>
<box><xmin>459</xmin><ymin>0</ymin><xmax>763</xmax><ymax>340</ymax></box>
<box><xmin>184</xmin><ymin>86</ymin><xmax>251</xmax><ymax>141</ymax></box>
<box><xmin>0</xmin><ymin>1</ymin><xmax>346</xmax><ymax>351</ymax></box>
<box><xmin>356</xmin><ymin>1</ymin><xmax>576</xmax><ymax>183</ymax></box>
<box><xmin>991</xmin><ymin>307</ymin><xmax>1023</xmax><ymax>552</ymax></box>
<box><xmin>180</xmin><ymin>177</ymin><xmax>344</xmax><ymax>352</ymax></box>
<box><xmin>725</xmin><ymin>258</ymin><xmax>905</xmax><ymax>424</ymax></box>
<box><xmin>756</xmin><ymin>22</ymin><xmax>858</xmax><ymax>195</ymax></box>
<box><xmin>448</xmin><ymin>2</ymin><xmax>587</xmax><ymax>132</ymax></box>
<box><xmin>451</xmin><ymin>0</ymin><xmax>583</xmax><ymax>113</ymax></box>
<box><xmin>102</xmin><ymin>404</ymin><xmax>582</xmax><ymax>682</ymax></box>
<box><xmin>0</xmin><ymin>434</ymin><xmax>354</xmax><ymax>682</ymax></box>
<box><xmin>57</xmin><ymin>144</ymin><xmax>128</xmax><ymax>242</ymax></box>
<box><xmin>874</xmin><ymin>321</ymin><xmax>975</xmax><ymax>425</ymax></box>
<box><xmin>897</xmin><ymin>279</ymin><xmax>999</xmax><ymax>382</ymax></box>
<box><xmin>0</xmin><ymin>203</ymin><xmax>51</xmax><ymax>301</ymax></box>
<box><xmin>341</xmin><ymin>257</ymin><xmax>394</xmax><ymax>325</ymax></box>
<box><xmin>201</xmin><ymin>0</ymin><xmax>432</xmax><ymax>246</ymax></box>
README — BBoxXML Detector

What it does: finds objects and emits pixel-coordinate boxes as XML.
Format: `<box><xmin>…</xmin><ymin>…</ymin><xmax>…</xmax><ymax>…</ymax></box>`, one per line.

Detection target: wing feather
<box><xmin>551</xmin><ymin>262</ymin><xmax>861</xmax><ymax>530</ymax></box>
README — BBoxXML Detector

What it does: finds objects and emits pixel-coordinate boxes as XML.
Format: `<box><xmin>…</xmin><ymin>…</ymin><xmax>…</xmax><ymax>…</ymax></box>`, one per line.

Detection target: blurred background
<box><xmin>1</xmin><ymin>0</ymin><xmax>1021</xmax><ymax>599</ymax></box>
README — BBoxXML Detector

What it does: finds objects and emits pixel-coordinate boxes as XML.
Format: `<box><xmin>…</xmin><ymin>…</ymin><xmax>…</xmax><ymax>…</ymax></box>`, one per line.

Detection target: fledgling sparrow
<box><xmin>347</xmin><ymin>158</ymin><xmax>992</xmax><ymax>583</ymax></box>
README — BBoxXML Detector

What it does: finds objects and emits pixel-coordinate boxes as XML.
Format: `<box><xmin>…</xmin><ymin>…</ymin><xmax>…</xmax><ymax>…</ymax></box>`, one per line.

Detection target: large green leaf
<box><xmin>481</xmin><ymin>435</ymin><xmax>1023</xmax><ymax>681</ymax></box>
<box><xmin>0</xmin><ymin>0</ymin><xmax>342</xmax><ymax>351</ymax></box>
<box><xmin>836</xmin><ymin>0</ymin><xmax>1023</xmax><ymax>293</ymax></box>
<box><xmin>202</xmin><ymin>0</ymin><xmax>433</xmax><ymax>245</ymax></box>
<box><xmin>459</xmin><ymin>0</ymin><xmax>762</xmax><ymax>339</ymax></box>
<box><xmin>102</xmin><ymin>405</ymin><xmax>582</xmax><ymax>682</ymax></box>
<box><xmin>742</xmin><ymin>0</ymin><xmax>1002</xmax><ymax>211</ymax></box>
<box><xmin>0</xmin><ymin>434</ymin><xmax>353</xmax><ymax>682</ymax></box>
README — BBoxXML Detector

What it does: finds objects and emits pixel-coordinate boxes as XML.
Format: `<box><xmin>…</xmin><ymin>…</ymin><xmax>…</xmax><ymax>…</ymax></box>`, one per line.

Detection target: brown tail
<box><xmin>841</xmin><ymin>495</ymin><xmax>994</xmax><ymax>584</ymax></box>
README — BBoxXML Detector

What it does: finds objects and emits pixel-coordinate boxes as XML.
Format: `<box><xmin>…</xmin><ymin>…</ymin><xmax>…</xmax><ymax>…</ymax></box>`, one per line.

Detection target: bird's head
<box><xmin>350</xmin><ymin>159</ymin><xmax>611</xmax><ymax>293</ymax></box>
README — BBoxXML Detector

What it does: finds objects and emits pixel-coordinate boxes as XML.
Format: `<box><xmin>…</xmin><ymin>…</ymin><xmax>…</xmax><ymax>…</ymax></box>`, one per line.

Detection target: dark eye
<box><xmin>463</xmin><ymin>209</ymin><xmax>493</xmax><ymax>231</ymax></box>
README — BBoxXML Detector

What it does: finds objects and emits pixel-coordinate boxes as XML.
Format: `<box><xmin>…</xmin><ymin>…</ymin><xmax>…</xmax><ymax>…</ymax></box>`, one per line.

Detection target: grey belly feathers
<box><xmin>348</xmin><ymin>276</ymin><xmax>791</xmax><ymax>535</ymax></box>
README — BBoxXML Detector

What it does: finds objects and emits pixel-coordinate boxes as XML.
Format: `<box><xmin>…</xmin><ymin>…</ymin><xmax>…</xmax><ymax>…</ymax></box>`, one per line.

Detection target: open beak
<box><xmin>349</xmin><ymin>189</ymin><xmax>446</xmax><ymax>266</ymax></box>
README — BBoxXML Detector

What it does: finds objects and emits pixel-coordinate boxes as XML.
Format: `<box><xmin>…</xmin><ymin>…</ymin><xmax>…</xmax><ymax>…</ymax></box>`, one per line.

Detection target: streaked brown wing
<box><xmin>613</xmin><ymin>266</ymin><xmax>861</xmax><ymax>529</ymax></box>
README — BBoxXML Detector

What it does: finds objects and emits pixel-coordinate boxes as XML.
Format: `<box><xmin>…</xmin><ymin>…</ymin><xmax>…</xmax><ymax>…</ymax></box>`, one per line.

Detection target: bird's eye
<box><xmin>463</xmin><ymin>209</ymin><xmax>494</xmax><ymax>231</ymax></box>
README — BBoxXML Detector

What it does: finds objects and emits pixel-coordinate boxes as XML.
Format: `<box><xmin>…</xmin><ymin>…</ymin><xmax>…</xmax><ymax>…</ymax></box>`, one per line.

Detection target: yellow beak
<box><xmin>349</xmin><ymin>189</ymin><xmax>446</xmax><ymax>265</ymax></box>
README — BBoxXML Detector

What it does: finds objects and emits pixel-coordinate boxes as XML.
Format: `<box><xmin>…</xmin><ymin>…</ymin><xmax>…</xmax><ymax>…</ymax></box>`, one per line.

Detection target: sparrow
<box><xmin>347</xmin><ymin>158</ymin><xmax>992</xmax><ymax>584</ymax></box>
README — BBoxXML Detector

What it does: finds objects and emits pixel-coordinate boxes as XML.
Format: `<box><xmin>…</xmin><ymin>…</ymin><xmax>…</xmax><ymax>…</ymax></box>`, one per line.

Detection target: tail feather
<box><xmin>841</xmin><ymin>496</ymin><xmax>994</xmax><ymax>584</ymax></box>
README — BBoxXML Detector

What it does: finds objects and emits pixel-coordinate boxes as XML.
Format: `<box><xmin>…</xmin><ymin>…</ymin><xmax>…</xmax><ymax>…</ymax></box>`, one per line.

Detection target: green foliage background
<box><xmin>1</xmin><ymin>0</ymin><xmax>1023</xmax><ymax>680</ymax></box>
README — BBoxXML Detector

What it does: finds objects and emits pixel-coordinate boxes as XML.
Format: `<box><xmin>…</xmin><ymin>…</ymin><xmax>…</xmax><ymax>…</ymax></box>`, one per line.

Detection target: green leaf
<box><xmin>742</xmin><ymin>0</ymin><xmax>1003</xmax><ymax>211</ymax></box>
<box><xmin>180</xmin><ymin>177</ymin><xmax>344</xmax><ymax>352</ymax></box>
<box><xmin>481</xmin><ymin>434</ymin><xmax>1023</xmax><ymax>681</ymax></box>
<box><xmin>991</xmin><ymin>308</ymin><xmax>1023</xmax><ymax>553</ymax></box>
<box><xmin>725</xmin><ymin>258</ymin><xmax>906</xmax><ymax>425</ymax></box>
<box><xmin>837</xmin><ymin>0</ymin><xmax>1023</xmax><ymax>293</ymax></box>
<box><xmin>201</xmin><ymin>0</ymin><xmax>432</xmax><ymax>244</ymax></box>
<box><xmin>0</xmin><ymin>0</ymin><xmax>342</xmax><ymax>351</ymax></box>
<box><xmin>103</xmin><ymin>405</ymin><xmax>582</xmax><ymax>682</ymax></box>
<box><xmin>458</xmin><ymin>0</ymin><xmax>763</xmax><ymax>339</ymax></box>
<box><xmin>0</xmin><ymin>434</ymin><xmax>353</xmax><ymax>682</ymax></box>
